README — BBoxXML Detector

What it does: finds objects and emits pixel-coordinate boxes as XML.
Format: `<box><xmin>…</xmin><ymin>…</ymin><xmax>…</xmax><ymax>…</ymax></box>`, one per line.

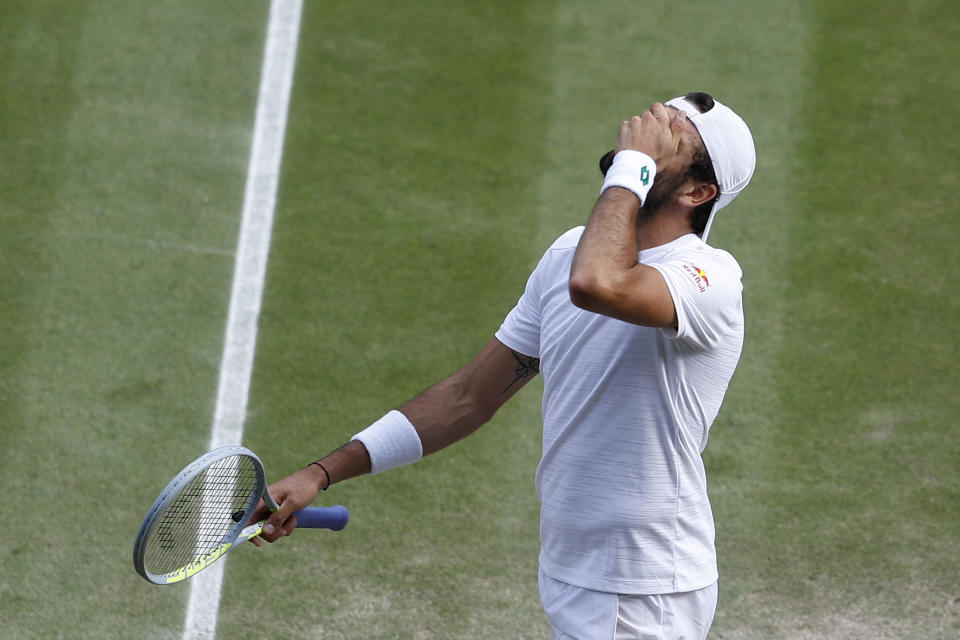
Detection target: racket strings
<box><xmin>143</xmin><ymin>455</ymin><xmax>259</xmax><ymax>574</ymax></box>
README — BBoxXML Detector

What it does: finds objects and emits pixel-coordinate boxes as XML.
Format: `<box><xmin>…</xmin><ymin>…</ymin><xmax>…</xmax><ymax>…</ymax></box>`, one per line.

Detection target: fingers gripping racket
<box><xmin>133</xmin><ymin>445</ymin><xmax>349</xmax><ymax>585</ymax></box>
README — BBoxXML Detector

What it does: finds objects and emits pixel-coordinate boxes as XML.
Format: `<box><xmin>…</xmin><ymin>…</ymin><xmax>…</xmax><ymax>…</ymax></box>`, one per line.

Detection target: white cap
<box><xmin>666</xmin><ymin>95</ymin><xmax>756</xmax><ymax>241</ymax></box>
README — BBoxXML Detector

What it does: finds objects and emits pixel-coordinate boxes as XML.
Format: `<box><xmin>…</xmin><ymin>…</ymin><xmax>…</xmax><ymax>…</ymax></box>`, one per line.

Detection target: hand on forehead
<box><xmin>637</xmin><ymin>101</ymin><xmax>704</xmax><ymax>167</ymax></box>
<box><xmin>661</xmin><ymin>103</ymin><xmax>704</xmax><ymax>148</ymax></box>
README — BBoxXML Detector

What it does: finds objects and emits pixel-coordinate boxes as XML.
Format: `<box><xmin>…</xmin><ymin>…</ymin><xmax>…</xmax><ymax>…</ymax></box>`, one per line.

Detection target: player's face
<box><xmin>640</xmin><ymin>105</ymin><xmax>708</xmax><ymax>214</ymax></box>
<box><xmin>663</xmin><ymin>105</ymin><xmax>704</xmax><ymax>175</ymax></box>
<box><xmin>641</xmin><ymin>163</ymin><xmax>688</xmax><ymax>214</ymax></box>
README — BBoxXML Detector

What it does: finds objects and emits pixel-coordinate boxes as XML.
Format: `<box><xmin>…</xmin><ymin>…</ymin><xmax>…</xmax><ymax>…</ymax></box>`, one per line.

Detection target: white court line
<box><xmin>183</xmin><ymin>1</ymin><xmax>304</xmax><ymax>638</ymax></box>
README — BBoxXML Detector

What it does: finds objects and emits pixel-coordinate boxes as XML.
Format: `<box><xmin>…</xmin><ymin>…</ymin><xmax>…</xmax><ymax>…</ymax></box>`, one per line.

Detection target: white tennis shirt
<box><xmin>495</xmin><ymin>227</ymin><xmax>744</xmax><ymax>595</ymax></box>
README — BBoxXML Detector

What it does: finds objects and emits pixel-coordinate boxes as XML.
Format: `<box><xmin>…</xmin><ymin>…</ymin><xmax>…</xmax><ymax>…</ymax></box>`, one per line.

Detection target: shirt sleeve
<box><xmin>650</xmin><ymin>251</ymin><xmax>743</xmax><ymax>351</ymax></box>
<box><xmin>495</xmin><ymin>259</ymin><xmax>544</xmax><ymax>358</ymax></box>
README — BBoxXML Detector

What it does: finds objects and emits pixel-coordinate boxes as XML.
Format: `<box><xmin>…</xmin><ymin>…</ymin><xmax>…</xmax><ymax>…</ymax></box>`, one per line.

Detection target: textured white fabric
<box><xmin>539</xmin><ymin>567</ymin><xmax>617</xmax><ymax>639</ymax></box>
<box><xmin>496</xmin><ymin>228</ymin><xmax>743</xmax><ymax>594</ymax></box>
<box><xmin>539</xmin><ymin>569</ymin><xmax>718</xmax><ymax>640</ymax></box>
<box><xmin>351</xmin><ymin>410</ymin><xmax>423</xmax><ymax>474</ymax></box>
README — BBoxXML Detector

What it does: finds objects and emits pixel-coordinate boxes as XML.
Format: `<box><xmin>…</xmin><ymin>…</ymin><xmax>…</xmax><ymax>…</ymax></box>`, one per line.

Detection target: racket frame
<box><xmin>133</xmin><ymin>445</ymin><xmax>270</xmax><ymax>585</ymax></box>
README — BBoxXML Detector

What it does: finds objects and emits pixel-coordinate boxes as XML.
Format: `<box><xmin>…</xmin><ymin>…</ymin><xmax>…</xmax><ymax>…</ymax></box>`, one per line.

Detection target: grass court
<box><xmin>1</xmin><ymin>1</ymin><xmax>957</xmax><ymax>637</ymax></box>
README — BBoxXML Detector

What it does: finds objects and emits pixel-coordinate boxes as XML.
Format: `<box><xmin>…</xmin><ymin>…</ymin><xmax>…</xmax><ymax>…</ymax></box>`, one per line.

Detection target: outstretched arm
<box><xmin>251</xmin><ymin>337</ymin><xmax>539</xmax><ymax>542</ymax></box>
<box><xmin>403</xmin><ymin>337</ymin><xmax>539</xmax><ymax>456</ymax></box>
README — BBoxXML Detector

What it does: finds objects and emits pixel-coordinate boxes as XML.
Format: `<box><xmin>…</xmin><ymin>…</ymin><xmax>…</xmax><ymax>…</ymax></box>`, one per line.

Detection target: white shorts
<box><xmin>538</xmin><ymin>568</ymin><xmax>717</xmax><ymax>640</ymax></box>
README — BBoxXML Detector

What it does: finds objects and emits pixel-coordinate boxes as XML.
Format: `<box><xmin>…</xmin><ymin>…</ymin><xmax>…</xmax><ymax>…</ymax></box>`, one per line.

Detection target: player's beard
<box><xmin>639</xmin><ymin>166</ymin><xmax>688</xmax><ymax>219</ymax></box>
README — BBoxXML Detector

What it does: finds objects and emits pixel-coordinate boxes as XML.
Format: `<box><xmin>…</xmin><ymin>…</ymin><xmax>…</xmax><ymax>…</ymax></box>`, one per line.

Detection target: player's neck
<box><xmin>635</xmin><ymin>205</ymin><xmax>694</xmax><ymax>251</ymax></box>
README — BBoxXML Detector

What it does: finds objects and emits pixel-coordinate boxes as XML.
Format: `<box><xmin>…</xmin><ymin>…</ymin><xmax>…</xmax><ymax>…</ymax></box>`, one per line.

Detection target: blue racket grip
<box><xmin>291</xmin><ymin>505</ymin><xmax>350</xmax><ymax>531</ymax></box>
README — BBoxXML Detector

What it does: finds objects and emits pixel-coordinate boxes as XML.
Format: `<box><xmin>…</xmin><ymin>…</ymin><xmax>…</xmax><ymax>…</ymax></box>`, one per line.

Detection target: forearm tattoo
<box><xmin>501</xmin><ymin>351</ymin><xmax>540</xmax><ymax>394</ymax></box>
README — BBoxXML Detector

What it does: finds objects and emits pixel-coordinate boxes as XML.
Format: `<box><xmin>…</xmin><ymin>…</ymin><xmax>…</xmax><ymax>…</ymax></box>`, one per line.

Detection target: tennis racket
<box><xmin>133</xmin><ymin>445</ymin><xmax>349</xmax><ymax>585</ymax></box>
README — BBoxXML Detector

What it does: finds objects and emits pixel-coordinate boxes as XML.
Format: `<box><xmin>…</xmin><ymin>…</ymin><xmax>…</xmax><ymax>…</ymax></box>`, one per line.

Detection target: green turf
<box><xmin>0</xmin><ymin>1</ymin><xmax>265</xmax><ymax>636</ymax></box>
<box><xmin>1</xmin><ymin>0</ymin><xmax>957</xmax><ymax>638</ymax></box>
<box><xmin>709</xmin><ymin>2</ymin><xmax>960</xmax><ymax>637</ymax></box>
<box><xmin>225</xmin><ymin>1</ymin><xmax>556</xmax><ymax>636</ymax></box>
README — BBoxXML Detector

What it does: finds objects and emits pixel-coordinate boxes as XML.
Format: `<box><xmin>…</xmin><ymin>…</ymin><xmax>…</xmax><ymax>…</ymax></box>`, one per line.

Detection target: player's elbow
<box><xmin>569</xmin><ymin>272</ymin><xmax>619</xmax><ymax>312</ymax></box>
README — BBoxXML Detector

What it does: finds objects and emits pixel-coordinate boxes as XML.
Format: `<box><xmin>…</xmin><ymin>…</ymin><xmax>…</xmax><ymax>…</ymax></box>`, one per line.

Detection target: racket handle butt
<box><xmin>293</xmin><ymin>505</ymin><xmax>350</xmax><ymax>531</ymax></box>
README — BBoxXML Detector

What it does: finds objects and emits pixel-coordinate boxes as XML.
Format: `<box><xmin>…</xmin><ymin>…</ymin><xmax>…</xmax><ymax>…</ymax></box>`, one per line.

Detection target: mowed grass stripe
<box><xmin>0</xmin><ymin>6</ymin><xmax>97</xmax><ymax>634</ymax></box>
<box><xmin>752</xmin><ymin>1</ymin><xmax>960</xmax><ymax>637</ymax></box>
<box><xmin>184</xmin><ymin>1</ymin><xmax>304</xmax><ymax>638</ymax></box>
<box><xmin>0</xmin><ymin>2</ymin><xmax>268</xmax><ymax>638</ymax></box>
<box><xmin>217</xmin><ymin>1</ymin><xmax>558</xmax><ymax>637</ymax></box>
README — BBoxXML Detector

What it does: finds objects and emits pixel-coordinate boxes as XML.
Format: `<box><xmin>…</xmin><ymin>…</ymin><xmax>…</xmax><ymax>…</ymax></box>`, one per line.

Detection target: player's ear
<box><xmin>677</xmin><ymin>180</ymin><xmax>718</xmax><ymax>208</ymax></box>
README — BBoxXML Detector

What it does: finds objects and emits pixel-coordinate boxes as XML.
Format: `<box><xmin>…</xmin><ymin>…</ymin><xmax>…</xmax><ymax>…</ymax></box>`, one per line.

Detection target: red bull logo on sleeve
<box><xmin>682</xmin><ymin>263</ymin><xmax>710</xmax><ymax>293</ymax></box>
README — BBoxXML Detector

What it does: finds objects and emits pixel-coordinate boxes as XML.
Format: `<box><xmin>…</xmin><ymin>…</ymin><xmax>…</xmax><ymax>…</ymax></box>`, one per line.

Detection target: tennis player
<box><xmin>252</xmin><ymin>91</ymin><xmax>756</xmax><ymax>639</ymax></box>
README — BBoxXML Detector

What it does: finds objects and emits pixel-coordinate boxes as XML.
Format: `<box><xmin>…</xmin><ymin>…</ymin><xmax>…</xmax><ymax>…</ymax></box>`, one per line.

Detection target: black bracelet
<box><xmin>308</xmin><ymin>460</ymin><xmax>331</xmax><ymax>491</ymax></box>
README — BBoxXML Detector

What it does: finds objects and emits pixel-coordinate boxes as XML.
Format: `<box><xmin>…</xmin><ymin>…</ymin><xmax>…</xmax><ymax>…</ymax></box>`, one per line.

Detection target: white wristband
<box><xmin>600</xmin><ymin>150</ymin><xmax>657</xmax><ymax>205</ymax></box>
<box><xmin>351</xmin><ymin>410</ymin><xmax>423</xmax><ymax>474</ymax></box>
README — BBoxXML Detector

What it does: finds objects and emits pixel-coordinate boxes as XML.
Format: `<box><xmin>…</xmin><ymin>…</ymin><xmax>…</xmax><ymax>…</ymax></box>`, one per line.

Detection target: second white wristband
<box><xmin>600</xmin><ymin>150</ymin><xmax>658</xmax><ymax>205</ymax></box>
<box><xmin>351</xmin><ymin>410</ymin><xmax>423</xmax><ymax>474</ymax></box>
